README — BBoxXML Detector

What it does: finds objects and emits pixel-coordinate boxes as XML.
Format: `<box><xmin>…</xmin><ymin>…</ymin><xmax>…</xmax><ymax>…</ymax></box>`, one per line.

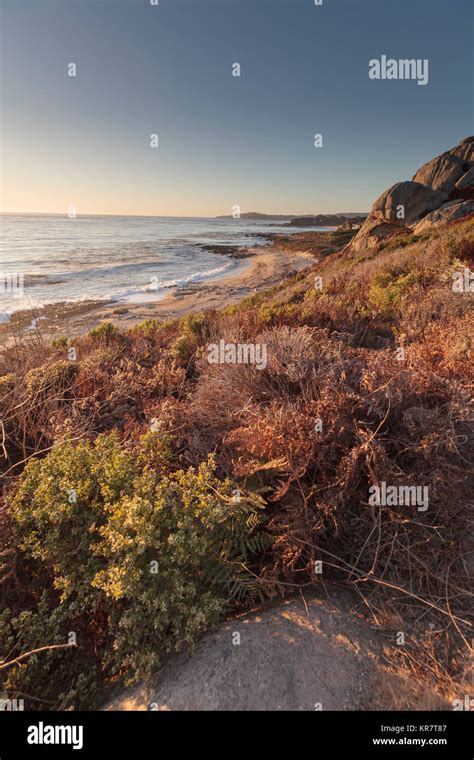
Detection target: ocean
<box><xmin>0</xmin><ymin>214</ymin><xmax>331</xmax><ymax>317</ymax></box>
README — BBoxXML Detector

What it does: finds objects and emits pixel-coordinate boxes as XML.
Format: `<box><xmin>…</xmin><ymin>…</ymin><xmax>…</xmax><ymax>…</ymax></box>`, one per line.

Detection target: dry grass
<box><xmin>1</xmin><ymin>216</ymin><xmax>473</xmax><ymax>706</ymax></box>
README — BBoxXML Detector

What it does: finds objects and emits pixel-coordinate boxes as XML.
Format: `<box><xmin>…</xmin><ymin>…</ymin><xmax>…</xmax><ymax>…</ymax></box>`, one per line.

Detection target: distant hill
<box><xmin>216</xmin><ymin>212</ymin><xmax>295</xmax><ymax>220</ymax></box>
<box><xmin>285</xmin><ymin>214</ymin><xmax>367</xmax><ymax>227</ymax></box>
<box><xmin>216</xmin><ymin>212</ymin><xmax>368</xmax><ymax>221</ymax></box>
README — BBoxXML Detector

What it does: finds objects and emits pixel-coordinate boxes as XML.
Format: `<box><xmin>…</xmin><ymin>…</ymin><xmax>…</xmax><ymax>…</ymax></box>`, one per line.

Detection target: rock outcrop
<box><xmin>412</xmin><ymin>199</ymin><xmax>474</xmax><ymax>234</ymax></box>
<box><xmin>371</xmin><ymin>181</ymin><xmax>447</xmax><ymax>226</ymax></box>
<box><xmin>103</xmin><ymin>593</ymin><xmax>387</xmax><ymax>711</ymax></box>
<box><xmin>345</xmin><ymin>136</ymin><xmax>474</xmax><ymax>253</ymax></box>
<box><xmin>346</xmin><ymin>216</ymin><xmax>404</xmax><ymax>253</ymax></box>
<box><xmin>455</xmin><ymin>166</ymin><xmax>474</xmax><ymax>191</ymax></box>
<box><xmin>412</xmin><ymin>136</ymin><xmax>473</xmax><ymax>192</ymax></box>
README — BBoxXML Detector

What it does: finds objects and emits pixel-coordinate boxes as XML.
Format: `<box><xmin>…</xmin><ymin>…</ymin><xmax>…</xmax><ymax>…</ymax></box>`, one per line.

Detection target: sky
<box><xmin>0</xmin><ymin>0</ymin><xmax>472</xmax><ymax>217</ymax></box>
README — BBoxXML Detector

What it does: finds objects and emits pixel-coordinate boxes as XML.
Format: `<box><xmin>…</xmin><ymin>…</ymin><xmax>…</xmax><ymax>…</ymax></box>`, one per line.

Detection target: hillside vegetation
<box><xmin>0</xmin><ymin>215</ymin><xmax>472</xmax><ymax>709</ymax></box>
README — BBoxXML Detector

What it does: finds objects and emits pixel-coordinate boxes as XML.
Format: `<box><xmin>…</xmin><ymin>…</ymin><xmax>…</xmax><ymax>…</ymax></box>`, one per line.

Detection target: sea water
<box><xmin>0</xmin><ymin>214</ymin><xmax>331</xmax><ymax>316</ymax></box>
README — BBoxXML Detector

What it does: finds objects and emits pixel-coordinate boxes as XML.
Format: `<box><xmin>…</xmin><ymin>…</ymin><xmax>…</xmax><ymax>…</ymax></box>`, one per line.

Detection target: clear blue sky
<box><xmin>1</xmin><ymin>0</ymin><xmax>472</xmax><ymax>216</ymax></box>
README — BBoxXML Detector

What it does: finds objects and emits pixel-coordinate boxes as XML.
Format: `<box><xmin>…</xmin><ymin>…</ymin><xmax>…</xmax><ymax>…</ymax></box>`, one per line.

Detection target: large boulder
<box><xmin>344</xmin><ymin>136</ymin><xmax>473</xmax><ymax>254</ymax></box>
<box><xmin>412</xmin><ymin>136</ymin><xmax>474</xmax><ymax>193</ymax></box>
<box><xmin>455</xmin><ymin>166</ymin><xmax>474</xmax><ymax>190</ymax></box>
<box><xmin>372</xmin><ymin>181</ymin><xmax>447</xmax><ymax>226</ymax></box>
<box><xmin>103</xmin><ymin>593</ymin><xmax>388</xmax><ymax>711</ymax></box>
<box><xmin>344</xmin><ymin>181</ymin><xmax>444</xmax><ymax>253</ymax></box>
<box><xmin>411</xmin><ymin>200</ymin><xmax>474</xmax><ymax>234</ymax></box>
<box><xmin>347</xmin><ymin>216</ymin><xmax>407</xmax><ymax>252</ymax></box>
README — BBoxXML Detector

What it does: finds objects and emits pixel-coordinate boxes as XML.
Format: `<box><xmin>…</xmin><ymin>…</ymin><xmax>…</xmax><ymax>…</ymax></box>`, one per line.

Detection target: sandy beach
<box><xmin>0</xmin><ymin>244</ymin><xmax>317</xmax><ymax>344</ymax></box>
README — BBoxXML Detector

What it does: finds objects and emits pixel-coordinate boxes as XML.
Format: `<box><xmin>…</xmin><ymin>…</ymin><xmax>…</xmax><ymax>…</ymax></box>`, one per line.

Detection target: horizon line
<box><xmin>0</xmin><ymin>210</ymin><xmax>369</xmax><ymax>220</ymax></box>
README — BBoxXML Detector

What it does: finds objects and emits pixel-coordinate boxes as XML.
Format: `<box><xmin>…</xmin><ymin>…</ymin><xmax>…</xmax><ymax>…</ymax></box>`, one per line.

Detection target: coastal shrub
<box><xmin>25</xmin><ymin>359</ymin><xmax>78</xmax><ymax>396</ymax></box>
<box><xmin>129</xmin><ymin>318</ymin><xmax>163</xmax><ymax>338</ymax></box>
<box><xmin>88</xmin><ymin>321</ymin><xmax>122</xmax><ymax>344</ymax></box>
<box><xmin>0</xmin><ymin>360</ymin><xmax>81</xmax><ymax>458</ymax></box>
<box><xmin>441</xmin><ymin>229</ymin><xmax>474</xmax><ymax>262</ymax></box>
<box><xmin>1</xmin><ymin>215</ymin><xmax>472</xmax><ymax>706</ymax></box>
<box><xmin>0</xmin><ymin>595</ymin><xmax>101</xmax><ymax>711</ymax></box>
<box><xmin>170</xmin><ymin>333</ymin><xmax>196</xmax><ymax>367</ymax></box>
<box><xmin>180</xmin><ymin>311</ymin><xmax>213</xmax><ymax>340</ymax></box>
<box><xmin>0</xmin><ymin>373</ymin><xmax>15</xmax><ymax>395</ymax></box>
<box><xmin>223</xmin><ymin>303</ymin><xmax>239</xmax><ymax>317</ymax></box>
<box><xmin>1</xmin><ymin>431</ymin><xmax>266</xmax><ymax>708</ymax></box>
<box><xmin>378</xmin><ymin>232</ymin><xmax>430</xmax><ymax>252</ymax></box>
<box><xmin>368</xmin><ymin>271</ymin><xmax>418</xmax><ymax>317</ymax></box>
<box><xmin>51</xmin><ymin>335</ymin><xmax>69</xmax><ymax>349</ymax></box>
<box><xmin>169</xmin><ymin>312</ymin><xmax>214</xmax><ymax>371</ymax></box>
<box><xmin>260</xmin><ymin>325</ymin><xmax>317</xmax><ymax>385</ymax></box>
<box><xmin>239</xmin><ymin>284</ymin><xmax>281</xmax><ymax>309</ymax></box>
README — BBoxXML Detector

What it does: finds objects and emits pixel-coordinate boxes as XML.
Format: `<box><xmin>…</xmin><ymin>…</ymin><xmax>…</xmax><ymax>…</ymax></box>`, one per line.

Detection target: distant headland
<box><xmin>216</xmin><ymin>211</ymin><xmax>368</xmax><ymax>226</ymax></box>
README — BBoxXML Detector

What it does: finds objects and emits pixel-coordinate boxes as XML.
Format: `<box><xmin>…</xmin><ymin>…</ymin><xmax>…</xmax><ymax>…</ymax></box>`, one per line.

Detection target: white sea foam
<box><xmin>0</xmin><ymin>214</ymin><xmax>329</xmax><ymax>315</ymax></box>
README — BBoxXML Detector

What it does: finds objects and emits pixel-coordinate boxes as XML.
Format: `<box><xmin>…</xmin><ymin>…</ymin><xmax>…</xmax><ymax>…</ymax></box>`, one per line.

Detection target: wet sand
<box><xmin>0</xmin><ymin>245</ymin><xmax>317</xmax><ymax>345</ymax></box>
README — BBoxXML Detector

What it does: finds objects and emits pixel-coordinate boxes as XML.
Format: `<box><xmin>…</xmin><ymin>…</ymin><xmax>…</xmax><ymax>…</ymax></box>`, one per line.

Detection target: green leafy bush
<box><xmin>0</xmin><ymin>373</ymin><xmax>15</xmax><ymax>394</ymax></box>
<box><xmin>129</xmin><ymin>317</ymin><xmax>179</xmax><ymax>340</ymax></box>
<box><xmin>1</xmin><ymin>431</ymin><xmax>265</xmax><ymax>708</ymax></box>
<box><xmin>51</xmin><ymin>335</ymin><xmax>69</xmax><ymax>349</ymax></box>
<box><xmin>88</xmin><ymin>321</ymin><xmax>122</xmax><ymax>344</ymax></box>
<box><xmin>368</xmin><ymin>270</ymin><xmax>418</xmax><ymax>317</ymax></box>
<box><xmin>170</xmin><ymin>312</ymin><xmax>214</xmax><ymax>368</ymax></box>
<box><xmin>180</xmin><ymin>311</ymin><xmax>212</xmax><ymax>340</ymax></box>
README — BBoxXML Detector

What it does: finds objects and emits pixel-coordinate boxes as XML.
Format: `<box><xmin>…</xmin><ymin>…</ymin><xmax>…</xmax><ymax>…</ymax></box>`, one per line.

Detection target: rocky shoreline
<box><xmin>0</xmin><ymin>242</ymin><xmax>318</xmax><ymax>345</ymax></box>
<box><xmin>195</xmin><ymin>242</ymin><xmax>256</xmax><ymax>259</ymax></box>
